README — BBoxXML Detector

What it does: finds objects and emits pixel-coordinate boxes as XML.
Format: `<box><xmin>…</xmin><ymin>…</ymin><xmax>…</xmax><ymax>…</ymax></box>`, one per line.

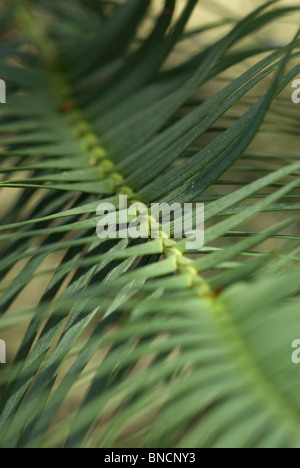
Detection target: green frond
<box><xmin>0</xmin><ymin>0</ymin><xmax>300</xmax><ymax>449</ymax></box>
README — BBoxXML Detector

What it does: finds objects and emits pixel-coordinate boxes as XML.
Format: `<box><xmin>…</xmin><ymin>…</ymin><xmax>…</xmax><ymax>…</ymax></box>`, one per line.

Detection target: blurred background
<box><xmin>1</xmin><ymin>0</ymin><xmax>300</xmax><ymax>423</ymax></box>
